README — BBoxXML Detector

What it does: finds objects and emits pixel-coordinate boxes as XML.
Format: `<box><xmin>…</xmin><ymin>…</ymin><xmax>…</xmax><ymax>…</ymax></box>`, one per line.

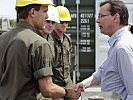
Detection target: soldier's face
<box><xmin>42</xmin><ymin>20</ymin><xmax>56</xmax><ymax>35</ymax></box>
<box><xmin>55</xmin><ymin>21</ymin><xmax>68</xmax><ymax>34</ymax></box>
<box><xmin>32</xmin><ymin>6</ymin><xmax>48</xmax><ymax>30</ymax></box>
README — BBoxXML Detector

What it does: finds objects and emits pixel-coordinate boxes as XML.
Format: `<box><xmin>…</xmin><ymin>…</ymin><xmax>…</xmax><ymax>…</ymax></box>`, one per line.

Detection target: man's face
<box><xmin>42</xmin><ymin>20</ymin><xmax>56</xmax><ymax>35</ymax></box>
<box><xmin>54</xmin><ymin>21</ymin><xmax>69</xmax><ymax>35</ymax></box>
<box><xmin>96</xmin><ymin>3</ymin><xmax>115</xmax><ymax>36</ymax></box>
<box><xmin>33</xmin><ymin>6</ymin><xmax>48</xmax><ymax>30</ymax></box>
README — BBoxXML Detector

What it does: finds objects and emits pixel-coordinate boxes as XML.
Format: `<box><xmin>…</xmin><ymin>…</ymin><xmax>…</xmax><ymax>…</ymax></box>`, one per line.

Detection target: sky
<box><xmin>0</xmin><ymin>0</ymin><xmax>16</xmax><ymax>19</ymax></box>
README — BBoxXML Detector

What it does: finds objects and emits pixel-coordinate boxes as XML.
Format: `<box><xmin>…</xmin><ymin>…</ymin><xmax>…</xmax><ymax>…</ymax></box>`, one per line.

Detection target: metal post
<box><xmin>61</xmin><ymin>0</ymin><xmax>65</xmax><ymax>6</ymax></box>
<box><xmin>72</xmin><ymin>46</ymin><xmax>77</xmax><ymax>84</ymax></box>
<box><xmin>76</xmin><ymin>0</ymin><xmax>80</xmax><ymax>81</ymax></box>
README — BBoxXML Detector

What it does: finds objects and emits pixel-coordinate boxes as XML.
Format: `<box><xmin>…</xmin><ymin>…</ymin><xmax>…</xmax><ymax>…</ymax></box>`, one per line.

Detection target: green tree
<box><xmin>9</xmin><ymin>19</ymin><xmax>16</xmax><ymax>27</ymax></box>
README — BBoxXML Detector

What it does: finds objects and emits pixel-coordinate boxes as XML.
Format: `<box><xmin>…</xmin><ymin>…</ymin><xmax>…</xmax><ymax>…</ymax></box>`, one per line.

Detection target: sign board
<box><xmin>61</xmin><ymin>0</ymin><xmax>95</xmax><ymax>81</ymax></box>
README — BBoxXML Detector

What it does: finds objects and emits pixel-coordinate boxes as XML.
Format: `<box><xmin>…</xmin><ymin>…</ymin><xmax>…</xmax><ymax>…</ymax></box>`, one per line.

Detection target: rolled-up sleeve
<box><xmin>94</xmin><ymin>70</ymin><xmax>102</xmax><ymax>84</ymax></box>
<box><xmin>31</xmin><ymin>43</ymin><xmax>54</xmax><ymax>80</ymax></box>
<box><xmin>94</xmin><ymin>59</ymin><xmax>106</xmax><ymax>84</ymax></box>
<box><xmin>34</xmin><ymin>67</ymin><xmax>53</xmax><ymax>80</ymax></box>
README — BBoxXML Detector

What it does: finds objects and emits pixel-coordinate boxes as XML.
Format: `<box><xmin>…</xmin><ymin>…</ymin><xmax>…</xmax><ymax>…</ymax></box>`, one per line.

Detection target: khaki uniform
<box><xmin>37</xmin><ymin>31</ymin><xmax>73</xmax><ymax>100</ymax></box>
<box><xmin>0</xmin><ymin>21</ymin><xmax>53</xmax><ymax>100</ymax></box>
<box><xmin>48</xmin><ymin>31</ymin><xmax>73</xmax><ymax>100</ymax></box>
<box><xmin>50</xmin><ymin>31</ymin><xmax>73</xmax><ymax>88</ymax></box>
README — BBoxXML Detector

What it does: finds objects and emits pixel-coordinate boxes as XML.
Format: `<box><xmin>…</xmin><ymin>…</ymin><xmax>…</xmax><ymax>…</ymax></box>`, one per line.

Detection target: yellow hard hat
<box><xmin>56</xmin><ymin>6</ymin><xmax>71</xmax><ymax>22</ymax></box>
<box><xmin>16</xmin><ymin>0</ymin><xmax>54</xmax><ymax>7</ymax></box>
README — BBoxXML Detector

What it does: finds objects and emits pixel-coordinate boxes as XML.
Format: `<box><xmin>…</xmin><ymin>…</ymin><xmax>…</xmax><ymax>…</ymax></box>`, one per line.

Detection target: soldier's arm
<box><xmin>38</xmin><ymin>76</ymin><xmax>66</xmax><ymax>98</ymax></box>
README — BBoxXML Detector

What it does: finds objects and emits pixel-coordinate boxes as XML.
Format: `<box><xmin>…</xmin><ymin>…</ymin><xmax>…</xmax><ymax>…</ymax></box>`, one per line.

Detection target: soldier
<box><xmin>0</xmin><ymin>0</ymin><xmax>82</xmax><ymax>100</ymax></box>
<box><xmin>38</xmin><ymin>5</ymin><xmax>82</xmax><ymax>100</ymax></box>
<box><xmin>50</xmin><ymin>6</ymin><xmax>73</xmax><ymax>100</ymax></box>
<box><xmin>37</xmin><ymin>5</ymin><xmax>60</xmax><ymax>100</ymax></box>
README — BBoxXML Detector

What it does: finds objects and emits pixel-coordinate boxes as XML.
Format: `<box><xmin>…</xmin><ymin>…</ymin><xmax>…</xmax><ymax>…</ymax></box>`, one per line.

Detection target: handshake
<box><xmin>64</xmin><ymin>83</ymin><xmax>84</xmax><ymax>100</ymax></box>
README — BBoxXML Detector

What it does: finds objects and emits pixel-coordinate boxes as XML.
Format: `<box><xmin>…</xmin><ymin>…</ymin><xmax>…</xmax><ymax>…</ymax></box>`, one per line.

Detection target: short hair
<box><xmin>130</xmin><ymin>25</ymin><xmax>133</xmax><ymax>34</ymax></box>
<box><xmin>100</xmin><ymin>0</ymin><xmax>129</xmax><ymax>25</ymax></box>
<box><xmin>16</xmin><ymin>4</ymin><xmax>41</xmax><ymax>19</ymax></box>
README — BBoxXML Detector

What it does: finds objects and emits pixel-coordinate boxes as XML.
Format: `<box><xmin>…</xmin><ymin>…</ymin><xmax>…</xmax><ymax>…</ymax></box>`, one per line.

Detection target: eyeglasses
<box><xmin>98</xmin><ymin>14</ymin><xmax>111</xmax><ymax>18</ymax></box>
<box><xmin>59</xmin><ymin>21</ymin><xmax>69</xmax><ymax>24</ymax></box>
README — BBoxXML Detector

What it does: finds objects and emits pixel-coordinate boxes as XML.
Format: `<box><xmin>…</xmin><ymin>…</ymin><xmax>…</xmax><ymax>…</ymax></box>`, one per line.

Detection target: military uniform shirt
<box><xmin>49</xmin><ymin>31</ymin><xmax>72</xmax><ymax>88</ymax></box>
<box><xmin>0</xmin><ymin>21</ymin><xmax>53</xmax><ymax>100</ymax></box>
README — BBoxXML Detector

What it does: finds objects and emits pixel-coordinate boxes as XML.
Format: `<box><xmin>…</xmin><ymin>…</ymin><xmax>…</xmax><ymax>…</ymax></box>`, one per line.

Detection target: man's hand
<box><xmin>65</xmin><ymin>83</ymin><xmax>84</xmax><ymax>100</ymax></box>
<box><xmin>73</xmin><ymin>83</ymin><xmax>85</xmax><ymax>92</ymax></box>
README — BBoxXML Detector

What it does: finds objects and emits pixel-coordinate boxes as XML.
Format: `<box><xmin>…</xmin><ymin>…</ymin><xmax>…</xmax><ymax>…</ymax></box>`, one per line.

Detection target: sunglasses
<box><xmin>59</xmin><ymin>21</ymin><xmax>69</xmax><ymax>24</ymax></box>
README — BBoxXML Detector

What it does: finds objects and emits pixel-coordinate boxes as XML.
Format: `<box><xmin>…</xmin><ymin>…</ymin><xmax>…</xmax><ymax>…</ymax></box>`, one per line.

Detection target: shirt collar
<box><xmin>17</xmin><ymin>21</ymin><xmax>38</xmax><ymax>33</ymax></box>
<box><xmin>52</xmin><ymin>31</ymin><xmax>64</xmax><ymax>42</ymax></box>
<box><xmin>108</xmin><ymin>26</ymin><xmax>129</xmax><ymax>46</ymax></box>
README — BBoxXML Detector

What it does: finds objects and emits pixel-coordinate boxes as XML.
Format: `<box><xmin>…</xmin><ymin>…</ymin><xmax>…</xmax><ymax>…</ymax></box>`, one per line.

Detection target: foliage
<box><xmin>9</xmin><ymin>19</ymin><xmax>16</xmax><ymax>27</ymax></box>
